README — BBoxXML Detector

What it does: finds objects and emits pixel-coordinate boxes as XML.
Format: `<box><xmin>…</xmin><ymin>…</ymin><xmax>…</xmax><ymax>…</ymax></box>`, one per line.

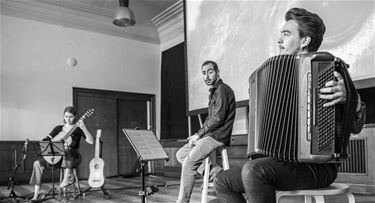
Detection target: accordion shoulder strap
<box><xmin>336</xmin><ymin>59</ymin><xmax>358</xmax><ymax>156</ymax></box>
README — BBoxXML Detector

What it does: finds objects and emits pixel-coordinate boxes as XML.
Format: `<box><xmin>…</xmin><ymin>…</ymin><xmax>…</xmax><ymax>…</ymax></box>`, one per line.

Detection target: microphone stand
<box><xmin>2</xmin><ymin>140</ymin><xmax>29</xmax><ymax>202</ymax></box>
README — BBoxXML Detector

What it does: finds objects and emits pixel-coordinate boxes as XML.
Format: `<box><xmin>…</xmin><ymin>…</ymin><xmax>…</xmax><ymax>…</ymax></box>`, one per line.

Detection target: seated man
<box><xmin>213</xmin><ymin>8</ymin><xmax>366</xmax><ymax>203</ymax></box>
<box><xmin>176</xmin><ymin>60</ymin><xmax>236</xmax><ymax>203</ymax></box>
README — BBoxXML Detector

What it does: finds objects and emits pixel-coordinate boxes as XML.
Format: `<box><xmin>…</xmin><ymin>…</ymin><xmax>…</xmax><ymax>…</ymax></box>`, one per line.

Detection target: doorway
<box><xmin>73</xmin><ymin>87</ymin><xmax>155</xmax><ymax>179</ymax></box>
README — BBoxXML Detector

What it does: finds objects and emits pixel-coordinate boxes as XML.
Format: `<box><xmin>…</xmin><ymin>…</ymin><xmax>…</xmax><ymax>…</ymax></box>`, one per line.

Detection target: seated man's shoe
<box><xmin>209</xmin><ymin>165</ymin><xmax>223</xmax><ymax>182</ymax></box>
<box><xmin>200</xmin><ymin>165</ymin><xmax>223</xmax><ymax>189</ymax></box>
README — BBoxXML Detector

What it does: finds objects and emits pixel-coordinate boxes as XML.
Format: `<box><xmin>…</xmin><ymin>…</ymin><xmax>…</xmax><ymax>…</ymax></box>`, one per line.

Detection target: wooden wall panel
<box><xmin>0</xmin><ymin>141</ymin><xmax>59</xmax><ymax>186</ymax></box>
<box><xmin>0</xmin><ymin>143</ymin><xmax>14</xmax><ymax>173</ymax></box>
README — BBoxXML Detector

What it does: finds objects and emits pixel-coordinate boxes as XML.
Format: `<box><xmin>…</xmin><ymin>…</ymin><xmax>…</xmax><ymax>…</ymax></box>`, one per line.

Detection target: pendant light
<box><xmin>113</xmin><ymin>0</ymin><xmax>136</xmax><ymax>27</ymax></box>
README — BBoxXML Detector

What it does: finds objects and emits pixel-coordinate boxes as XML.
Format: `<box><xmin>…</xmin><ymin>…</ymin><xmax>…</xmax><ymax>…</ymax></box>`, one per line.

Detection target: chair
<box><xmin>201</xmin><ymin>147</ymin><xmax>230</xmax><ymax>203</ymax></box>
<box><xmin>58</xmin><ymin>168</ymin><xmax>81</xmax><ymax>201</ymax></box>
<box><xmin>276</xmin><ymin>183</ymin><xmax>355</xmax><ymax>203</ymax></box>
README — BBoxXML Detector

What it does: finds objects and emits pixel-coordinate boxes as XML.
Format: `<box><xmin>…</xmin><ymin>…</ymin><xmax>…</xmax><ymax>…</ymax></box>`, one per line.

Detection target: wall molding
<box><xmin>151</xmin><ymin>0</ymin><xmax>184</xmax><ymax>51</ymax></box>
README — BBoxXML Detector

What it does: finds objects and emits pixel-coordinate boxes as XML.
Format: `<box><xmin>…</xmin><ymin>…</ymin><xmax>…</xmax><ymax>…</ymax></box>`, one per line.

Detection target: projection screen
<box><xmin>185</xmin><ymin>0</ymin><xmax>375</xmax><ymax>114</ymax></box>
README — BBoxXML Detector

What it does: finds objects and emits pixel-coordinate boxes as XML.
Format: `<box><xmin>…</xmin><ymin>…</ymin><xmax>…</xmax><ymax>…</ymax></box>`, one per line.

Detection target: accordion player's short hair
<box><xmin>285</xmin><ymin>7</ymin><xmax>326</xmax><ymax>52</ymax></box>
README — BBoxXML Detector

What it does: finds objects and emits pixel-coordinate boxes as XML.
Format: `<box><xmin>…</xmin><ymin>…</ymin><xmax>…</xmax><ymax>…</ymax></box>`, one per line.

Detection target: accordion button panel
<box><xmin>307</xmin><ymin>72</ymin><xmax>312</xmax><ymax>140</ymax></box>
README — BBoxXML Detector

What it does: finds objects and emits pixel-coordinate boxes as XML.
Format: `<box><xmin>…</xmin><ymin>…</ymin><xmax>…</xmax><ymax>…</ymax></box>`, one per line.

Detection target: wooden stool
<box><xmin>201</xmin><ymin>148</ymin><xmax>230</xmax><ymax>203</ymax></box>
<box><xmin>58</xmin><ymin>168</ymin><xmax>81</xmax><ymax>201</ymax></box>
<box><xmin>276</xmin><ymin>183</ymin><xmax>355</xmax><ymax>203</ymax></box>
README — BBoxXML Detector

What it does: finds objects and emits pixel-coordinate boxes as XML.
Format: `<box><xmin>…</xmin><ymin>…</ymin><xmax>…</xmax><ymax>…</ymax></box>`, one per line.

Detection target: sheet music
<box><xmin>39</xmin><ymin>141</ymin><xmax>65</xmax><ymax>156</ymax></box>
<box><xmin>122</xmin><ymin>129</ymin><xmax>168</xmax><ymax>161</ymax></box>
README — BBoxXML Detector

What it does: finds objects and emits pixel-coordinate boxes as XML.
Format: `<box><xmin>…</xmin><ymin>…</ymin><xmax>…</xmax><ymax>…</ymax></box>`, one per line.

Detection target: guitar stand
<box><xmin>82</xmin><ymin>186</ymin><xmax>111</xmax><ymax>199</ymax></box>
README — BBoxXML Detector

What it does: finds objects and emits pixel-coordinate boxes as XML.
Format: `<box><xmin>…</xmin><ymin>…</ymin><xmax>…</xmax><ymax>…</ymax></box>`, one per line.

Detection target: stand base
<box><xmin>43</xmin><ymin>187</ymin><xmax>60</xmax><ymax>202</ymax></box>
<box><xmin>82</xmin><ymin>186</ymin><xmax>111</xmax><ymax>199</ymax></box>
<box><xmin>58</xmin><ymin>186</ymin><xmax>80</xmax><ymax>202</ymax></box>
<box><xmin>0</xmin><ymin>190</ymin><xmax>27</xmax><ymax>202</ymax></box>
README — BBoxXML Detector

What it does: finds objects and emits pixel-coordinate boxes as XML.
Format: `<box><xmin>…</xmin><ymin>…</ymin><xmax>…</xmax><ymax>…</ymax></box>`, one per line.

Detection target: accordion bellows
<box><xmin>247</xmin><ymin>52</ymin><xmax>358</xmax><ymax>163</ymax></box>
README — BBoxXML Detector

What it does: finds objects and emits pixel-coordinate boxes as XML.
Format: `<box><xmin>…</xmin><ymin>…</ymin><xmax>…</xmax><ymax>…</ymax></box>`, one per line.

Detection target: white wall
<box><xmin>0</xmin><ymin>15</ymin><xmax>161</xmax><ymax>140</ymax></box>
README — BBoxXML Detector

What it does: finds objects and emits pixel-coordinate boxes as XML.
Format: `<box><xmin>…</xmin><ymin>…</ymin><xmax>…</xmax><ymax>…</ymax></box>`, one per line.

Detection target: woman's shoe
<box><xmin>29</xmin><ymin>191</ymin><xmax>45</xmax><ymax>202</ymax></box>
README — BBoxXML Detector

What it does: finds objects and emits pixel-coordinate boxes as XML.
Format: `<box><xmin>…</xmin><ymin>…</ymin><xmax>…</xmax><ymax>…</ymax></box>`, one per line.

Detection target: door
<box><xmin>73</xmin><ymin>88</ymin><xmax>155</xmax><ymax>179</ymax></box>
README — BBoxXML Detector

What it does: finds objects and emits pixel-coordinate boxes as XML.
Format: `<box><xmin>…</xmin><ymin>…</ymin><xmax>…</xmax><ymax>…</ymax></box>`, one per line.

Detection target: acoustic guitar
<box><xmin>88</xmin><ymin>129</ymin><xmax>105</xmax><ymax>188</ymax></box>
<box><xmin>44</xmin><ymin>108</ymin><xmax>95</xmax><ymax>165</ymax></box>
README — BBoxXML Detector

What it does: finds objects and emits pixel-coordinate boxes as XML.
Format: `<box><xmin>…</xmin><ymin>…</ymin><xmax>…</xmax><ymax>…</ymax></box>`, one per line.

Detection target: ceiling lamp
<box><xmin>113</xmin><ymin>0</ymin><xmax>136</xmax><ymax>27</ymax></box>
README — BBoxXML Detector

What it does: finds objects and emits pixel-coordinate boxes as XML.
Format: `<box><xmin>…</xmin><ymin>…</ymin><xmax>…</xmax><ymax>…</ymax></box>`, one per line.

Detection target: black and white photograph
<box><xmin>0</xmin><ymin>0</ymin><xmax>374</xmax><ymax>202</ymax></box>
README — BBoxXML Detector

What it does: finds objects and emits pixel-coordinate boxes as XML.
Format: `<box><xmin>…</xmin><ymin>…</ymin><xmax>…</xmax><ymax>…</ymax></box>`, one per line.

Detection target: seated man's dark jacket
<box><xmin>196</xmin><ymin>79</ymin><xmax>236</xmax><ymax>146</ymax></box>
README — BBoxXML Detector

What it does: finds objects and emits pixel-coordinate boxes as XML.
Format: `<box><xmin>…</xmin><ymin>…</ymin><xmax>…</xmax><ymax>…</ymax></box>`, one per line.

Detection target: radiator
<box><xmin>338</xmin><ymin>138</ymin><xmax>367</xmax><ymax>174</ymax></box>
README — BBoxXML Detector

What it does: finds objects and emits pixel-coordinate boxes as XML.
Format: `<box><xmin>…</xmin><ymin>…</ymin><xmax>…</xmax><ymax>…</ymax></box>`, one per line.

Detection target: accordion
<box><xmin>247</xmin><ymin>52</ymin><xmax>358</xmax><ymax>163</ymax></box>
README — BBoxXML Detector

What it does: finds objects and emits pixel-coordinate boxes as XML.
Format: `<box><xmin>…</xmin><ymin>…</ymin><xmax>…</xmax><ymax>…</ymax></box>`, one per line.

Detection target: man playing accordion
<box><xmin>213</xmin><ymin>7</ymin><xmax>366</xmax><ymax>203</ymax></box>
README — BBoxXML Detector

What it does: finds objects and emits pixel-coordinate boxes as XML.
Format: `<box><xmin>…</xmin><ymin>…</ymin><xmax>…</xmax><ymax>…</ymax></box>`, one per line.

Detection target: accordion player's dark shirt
<box><xmin>196</xmin><ymin>79</ymin><xmax>236</xmax><ymax>146</ymax></box>
<box><xmin>350</xmin><ymin>101</ymin><xmax>366</xmax><ymax>134</ymax></box>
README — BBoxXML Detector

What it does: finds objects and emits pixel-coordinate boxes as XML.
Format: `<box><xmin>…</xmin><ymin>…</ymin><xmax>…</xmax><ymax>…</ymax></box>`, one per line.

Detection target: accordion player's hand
<box><xmin>319</xmin><ymin>71</ymin><xmax>346</xmax><ymax>107</ymax></box>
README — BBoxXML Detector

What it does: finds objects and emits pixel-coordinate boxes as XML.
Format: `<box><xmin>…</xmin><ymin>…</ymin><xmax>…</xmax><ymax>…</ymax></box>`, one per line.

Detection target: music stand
<box><xmin>122</xmin><ymin>129</ymin><xmax>169</xmax><ymax>203</ymax></box>
<box><xmin>39</xmin><ymin>141</ymin><xmax>65</xmax><ymax>201</ymax></box>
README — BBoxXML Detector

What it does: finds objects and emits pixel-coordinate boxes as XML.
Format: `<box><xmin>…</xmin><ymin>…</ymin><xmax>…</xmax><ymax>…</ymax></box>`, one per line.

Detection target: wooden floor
<box><xmin>0</xmin><ymin>176</ymin><xmax>374</xmax><ymax>203</ymax></box>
